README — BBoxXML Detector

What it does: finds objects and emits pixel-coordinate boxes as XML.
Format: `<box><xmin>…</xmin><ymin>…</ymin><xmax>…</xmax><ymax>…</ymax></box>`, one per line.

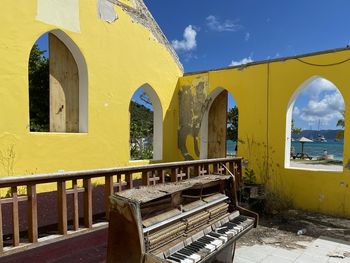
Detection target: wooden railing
<box><xmin>0</xmin><ymin>157</ymin><xmax>242</xmax><ymax>255</ymax></box>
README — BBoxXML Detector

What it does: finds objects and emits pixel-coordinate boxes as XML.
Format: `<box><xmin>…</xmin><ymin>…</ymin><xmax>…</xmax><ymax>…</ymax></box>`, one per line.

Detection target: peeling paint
<box><xmin>97</xmin><ymin>0</ymin><xmax>118</xmax><ymax>23</ymax></box>
<box><xmin>319</xmin><ymin>193</ymin><xmax>325</xmax><ymax>202</ymax></box>
<box><xmin>178</xmin><ymin>76</ymin><xmax>211</xmax><ymax>160</ymax></box>
<box><xmin>36</xmin><ymin>0</ymin><xmax>80</xmax><ymax>33</ymax></box>
<box><xmin>107</xmin><ymin>0</ymin><xmax>183</xmax><ymax>72</ymax></box>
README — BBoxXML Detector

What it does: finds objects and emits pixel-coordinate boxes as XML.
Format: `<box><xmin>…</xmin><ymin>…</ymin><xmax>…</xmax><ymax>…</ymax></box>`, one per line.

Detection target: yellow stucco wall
<box><xmin>1</xmin><ymin>0</ymin><xmax>350</xmax><ymax>217</ymax></box>
<box><xmin>0</xmin><ymin>0</ymin><xmax>182</xmax><ymax>177</ymax></box>
<box><xmin>179</xmin><ymin>50</ymin><xmax>350</xmax><ymax>217</ymax></box>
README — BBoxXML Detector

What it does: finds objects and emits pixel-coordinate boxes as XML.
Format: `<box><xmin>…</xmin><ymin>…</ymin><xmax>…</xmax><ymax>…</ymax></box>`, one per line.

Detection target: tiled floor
<box><xmin>235</xmin><ymin>236</ymin><xmax>350</xmax><ymax>263</ymax></box>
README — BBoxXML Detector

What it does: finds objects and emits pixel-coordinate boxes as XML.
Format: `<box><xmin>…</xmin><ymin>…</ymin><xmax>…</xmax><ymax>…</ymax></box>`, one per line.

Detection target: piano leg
<box><xmin>212</xmin><ymin>242</ymin><xmax>236</xmax><ymax>263</ymax></box>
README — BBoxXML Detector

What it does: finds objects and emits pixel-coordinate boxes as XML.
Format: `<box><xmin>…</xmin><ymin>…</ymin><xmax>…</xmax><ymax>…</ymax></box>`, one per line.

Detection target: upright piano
<box><xmin>107</xmin><ymin>173</ymin><xmax>258</xmax><ymax>263</ymax></box>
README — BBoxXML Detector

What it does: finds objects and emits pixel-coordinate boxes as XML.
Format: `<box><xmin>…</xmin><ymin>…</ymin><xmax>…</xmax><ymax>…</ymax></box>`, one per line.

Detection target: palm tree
<box><xmin>336</xmin><ymin>112</ymin><xmax>345</xmax><ymax>139</ymax></box>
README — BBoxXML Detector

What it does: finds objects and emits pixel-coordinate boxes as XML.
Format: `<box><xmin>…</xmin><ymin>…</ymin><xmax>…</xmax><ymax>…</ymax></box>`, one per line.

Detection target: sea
<box><xmin>227</xmin><ymin>140</ymin><xmax>344</xmax><ymax>160</ymax></box>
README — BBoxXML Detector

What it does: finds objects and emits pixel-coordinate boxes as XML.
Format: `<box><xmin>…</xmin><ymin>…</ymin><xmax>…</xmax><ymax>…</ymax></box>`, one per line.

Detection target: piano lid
<box><xmin>114</xmin><ymin>174</ymin><xmax>231</xmax><ymax>203</ymax></box>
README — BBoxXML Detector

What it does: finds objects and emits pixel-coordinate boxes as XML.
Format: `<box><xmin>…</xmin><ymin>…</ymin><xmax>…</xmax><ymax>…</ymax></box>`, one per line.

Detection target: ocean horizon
<box><xmin>227</xmin><ymin>140</ymin><xmax>344</xmax><ymax>161</ymax></box>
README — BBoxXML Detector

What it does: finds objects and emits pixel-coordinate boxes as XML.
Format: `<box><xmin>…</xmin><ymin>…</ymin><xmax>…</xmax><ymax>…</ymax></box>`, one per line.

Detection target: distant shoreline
<box><xmin>290</xmin><ymin>160</ymin><xmax>343</xmax><ymax>171</ymax></box>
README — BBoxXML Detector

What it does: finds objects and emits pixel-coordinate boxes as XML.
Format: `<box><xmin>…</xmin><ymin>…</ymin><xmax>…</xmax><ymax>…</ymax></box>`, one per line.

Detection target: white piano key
<box><xmin>177</xmin><ymin>252</ymin><xmax>201</xmax><ymax>263</ymax></box>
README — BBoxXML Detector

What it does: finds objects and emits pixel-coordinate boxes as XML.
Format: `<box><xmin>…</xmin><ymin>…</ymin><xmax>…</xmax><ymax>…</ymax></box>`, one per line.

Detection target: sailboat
<box><xmin>314</xmin><ymin>120</ymin><xmax>327</xmax><ymax>142</ymax></box>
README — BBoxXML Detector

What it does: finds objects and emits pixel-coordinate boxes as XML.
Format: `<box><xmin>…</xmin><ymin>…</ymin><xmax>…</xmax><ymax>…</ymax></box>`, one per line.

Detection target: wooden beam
<box><xmin>125</xmin><ymin>173</ymin><xmax>133</xmax><ymax>189</ymax></box>
<box><xmin>72</xmin><ymin>179</ymin><xmax>79</xmax><ymax>231</ymax></box>
<box><xmin>83</xmin><ymin>178</ymin><xmax>92</xmax><ymax>228</ymax></box>
<box><xmin>11</xmin><ymin>186</ymin><xmax>19</xmax><ymax>246</ymax></box>
<box><xmin>105</xmin><ymin>176</ymin><xmax>113</xmax><ymax>220</ymax></box>
<box><xmin>0</xmin><ymin>198</ymin><xmax>3</xmax><ymax>253</ymax></box>
<box><xmin>57</xmin><ymin>181</ymin><xmax>67</xmax><ymax>235</ymax></box>
<box><xmin>27</xmin><ymin>185</ymin><xmax>38</xmax><ymax>243</ymax></box>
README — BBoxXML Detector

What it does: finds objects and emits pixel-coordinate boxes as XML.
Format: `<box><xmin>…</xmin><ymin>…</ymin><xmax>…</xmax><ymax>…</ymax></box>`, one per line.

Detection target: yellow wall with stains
<box><xmin>0</xmin><ymin>0</ymin><xmax>182</xmax><ymax>176</ymax></box>
<box><xmin>1</xmin><ymin>0</ymin><xmax>350</xmax><ymax>217</ymax></box>
<box><xmin>179</xmin><ymin>50</ymin><xmax>350</xmax><ymax>217</ymax></box>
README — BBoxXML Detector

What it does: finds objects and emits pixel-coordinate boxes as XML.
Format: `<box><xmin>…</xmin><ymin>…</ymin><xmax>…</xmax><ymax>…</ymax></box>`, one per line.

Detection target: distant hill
<box><xmin>292</xmin><ymin>130</ymin><xmax>343</xmax><ymax>140</ymax></box>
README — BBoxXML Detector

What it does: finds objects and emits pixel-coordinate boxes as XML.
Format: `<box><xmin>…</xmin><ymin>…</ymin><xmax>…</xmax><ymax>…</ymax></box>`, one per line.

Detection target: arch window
<box><xmin>29</xmin><ymin>30</ymin><xmax>88</xmax><ymax>133</ymax></box>
<box><xmin>285</xmin><ymin>77</ymin><xmax>344</xmax><ymax>171</ymax></box>
<box><xmin>129</xmin><ymin>84</ymin><xmax>163</xmax><ymax>160</ymax></box>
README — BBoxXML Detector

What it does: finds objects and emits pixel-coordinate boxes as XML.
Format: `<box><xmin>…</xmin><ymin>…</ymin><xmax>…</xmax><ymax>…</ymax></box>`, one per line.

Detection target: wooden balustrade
<box><xmin>0</xmin><ymin>157</ymin><xmax>241</xmax><ymax>255</ymax></box>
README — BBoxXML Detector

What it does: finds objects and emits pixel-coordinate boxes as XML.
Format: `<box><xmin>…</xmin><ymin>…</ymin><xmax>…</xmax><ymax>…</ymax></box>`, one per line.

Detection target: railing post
<box><xmin>72</xmin><ymin>179</ymin><xmax>79</xmax><ymax>231</ymax></box>
<box><xmin>142</xmin><ymin>171</ymin><xmax>149</xmax><ymax>186</ymax></box>
<box><xmin>186</xmin><ymin>166</ymin><xmax>191</xmax><ymax>179</ymax></box>
<box><xmin>83</xmin><ymin>178</ymin><xmax>92</xmax><ymax>228</ymax></box>
<box><xmin>0</xmin><ymin>197</ymin><xmax>3</xmax><ymax>253</ymax></box>
<box><xmin>11</xmin><ymin>186</ymin><xmax>19</xmax><ymax>246</ymax></box>
<box><xmin>116</xmin><ymin>174</ymin><xmax>123</xmax><ymax>192</ymax></box>
<box><xmin>57</xmin><ymin>181</ymin><xmax>67</xmax><ymax>235</ymax></box>
<box><xmin>105</xmin><ymin>175</ymin><xmax>114</xmax><ymax>220</ymax></box>
<box><xmin>125</xmin><ymin>173</ymin><xmax>133</xmax><ymax>189</ymax></box>
<box><xmin>171</xmin><ymin>168</ymin><xmax>177</xmax><ymax>182</ymax></box>
<box><xmin>27</xmin><ymin>184</ymin><xmax>38</xmax><ymax>243</ymax></box>
<box><xmin>158</xmin><ymin>169</ymin><xmax>165</xmax><ymax>184</ymax></box>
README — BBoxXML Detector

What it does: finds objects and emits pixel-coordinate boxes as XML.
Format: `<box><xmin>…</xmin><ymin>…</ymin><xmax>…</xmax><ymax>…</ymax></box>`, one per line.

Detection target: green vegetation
<box><xmin>28</xmin><ymin>44</ymin><xmax>49</xmax><ymax>132</ymax></box>
<box><xmin>243</xmin><ymin>168</ymin><xmax>256</xmax><ymax>184</ymax></box>
<box><xmin>336</xmin><ymin>111</ymin><xmax>345</xmax><ymax>139</ymax></box>
<box><xmin>291</xmin><ymin>119</ymin><xmax>302</xmax><ymax>136</ymax></box>
<box><xmin>227</xmin><ymin>106</ymin><xmax>238</xmax><ymax>141</ymax></box>
<box><xmin>129</xmin><ymin>101</ymin><xmax>154</xmax><ymax>160</ymax></box>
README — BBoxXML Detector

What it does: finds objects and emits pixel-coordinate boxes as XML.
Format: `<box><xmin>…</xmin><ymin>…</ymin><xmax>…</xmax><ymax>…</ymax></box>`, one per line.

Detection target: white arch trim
<box><xmin>50</xmin><ymin>29</ymin><xmax>89</xmax><ymax>133</ymax></box>
<box><xmin>134</xmin><ymin>84</ymin><xmax>163</xmax><ymax>160</ymax></box>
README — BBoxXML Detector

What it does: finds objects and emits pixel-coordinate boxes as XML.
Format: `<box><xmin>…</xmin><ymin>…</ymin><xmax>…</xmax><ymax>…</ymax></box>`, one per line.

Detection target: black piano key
<box><xmin>186</xmin><ymin>244</ymin><xmax>200</xmax><ymax>252</ymax></box>
<box><xmin>168</xmin><ymin>256</ymin><xmax>181</xmax><ymax>262</ymax></box>
<box><xmin>191</xmin><ymin>241</ymin><xmax>206</xmax><ymax>249</ymax></box>
<box><xmin>208</xmin><ymin>232</ymin><xmax>221</xmax><ymax>238</ymax></box>
<box><xmin>172</xmin><ymin>253</ymin><xmax>187</xmax><ymax>260</ymax></box>
<box><xmin>199</xmin><ymin>236</ymin><xmax>214</xmax><ymax>242</ymax></box>
<box><xmin>217</xmin><ymin>229</ymin><xmax>227</xmax><ymax>235</ymax></box>
<box><xmin>178</xmin><ymin>248</ymin><xmax>192</xmax><ymax>256</ymax></box>
<box><xmin>191</xmin><ymin>241</ymin><xmax>205</xmax><ymax>248</ymax></box>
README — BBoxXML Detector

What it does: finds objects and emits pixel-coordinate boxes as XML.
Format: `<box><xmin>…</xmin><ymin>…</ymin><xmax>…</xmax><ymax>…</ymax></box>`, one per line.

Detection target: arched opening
<box><xmin>200</xmin><ymin>88</ymin><xmax>239</xmax><ymax>159</ymax></box>
<box><xmin>129</xmin><ymin>84</ymin><xmax>163</xmax><ymax>160</ymax></box>
<box><xmin>28</xmin><ymin>30</ymin><xmax>88</xmax><ymax>133</ymax></box>
<box><xmin>285</xmin><ymin>77</ymin><xmax>345</xmax><ymax>171</ymax></box>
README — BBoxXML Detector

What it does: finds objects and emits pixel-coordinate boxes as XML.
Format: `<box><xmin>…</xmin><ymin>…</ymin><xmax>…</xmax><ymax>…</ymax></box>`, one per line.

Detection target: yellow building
<box><xmin>1</xmin><ymin>0</ymin><xmax>350</xmax><ymax>217</ymax></box>
<box><xmin>0</xmin><ymin>0</ymin><xmax>182</xmax><ymax>175</ymax></box>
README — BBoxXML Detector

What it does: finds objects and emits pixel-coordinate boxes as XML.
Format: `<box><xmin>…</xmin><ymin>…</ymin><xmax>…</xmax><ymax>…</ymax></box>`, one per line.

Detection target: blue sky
<box><xmin>292</xmin><ymin>78</ymin><xmax>344</xmax><ymax>130</ymax></box>
<box><xmin>144</xmin><ymin>0</ymin><xmax>348</xmax><ymax>130</ymax></box>
<box><xmin>35</xmin><ymin>1</ymin><xmax>349</xmax><ymax>130</ymax></box>
<box><xmin>144</xmin><ymin>0</ymin><xmax>350</xmax><ymax>73</ymax></box>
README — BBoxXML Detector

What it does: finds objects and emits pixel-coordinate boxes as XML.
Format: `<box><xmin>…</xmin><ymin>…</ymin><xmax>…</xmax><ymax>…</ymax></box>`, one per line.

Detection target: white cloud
<box><xmin>245</xmin><ymin>32</ymin><xmax>250</xmax><ymax>41</ymax></box>
<box><xmin>206</xmin><ymin>15</ymin><xmax>242</xmax><ymax>32</ymax></box>
<box><xmin>229</xmin><ymin>56</ymin><xmax>253</xmax><ymax>66</ymax></box>
<box><xmin>293</xmin><ymin>106</ymin><xmax>300</xmax><ymax>116</ymax></box>
<box><xmin>301</xmin><ymin>78</ymin><xmax>338</xmax><ymax>99</ymax></box>
<box><xmin>298</xmin><ymin>91</ymin><xmax>344</xmax><ymax>125</ymax></box>
<box><xmin>172</xmin><ymin>25</ymin><xmax>197</xmax><ymax>52</ymax></box>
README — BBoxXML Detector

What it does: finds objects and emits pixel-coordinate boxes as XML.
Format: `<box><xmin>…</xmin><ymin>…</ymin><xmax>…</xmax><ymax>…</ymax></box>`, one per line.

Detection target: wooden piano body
<box><xmin>107</xmin><ymin>174</ymin><xmax>258</xmax><ymax>263</ymax></box>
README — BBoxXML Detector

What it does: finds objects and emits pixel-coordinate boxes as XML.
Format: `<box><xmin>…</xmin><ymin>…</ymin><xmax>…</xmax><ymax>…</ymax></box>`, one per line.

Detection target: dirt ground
<box><xmin>237</xmin><ymin>210</ymin><xmax>350</xmax><ymax>250</ymax></box>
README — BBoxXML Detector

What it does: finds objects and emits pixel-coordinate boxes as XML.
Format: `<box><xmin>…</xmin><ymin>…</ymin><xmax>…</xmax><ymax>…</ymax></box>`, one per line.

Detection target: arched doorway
<box><xmin>200</xmin><ymin>88</ymin><xmax>238</xmax><ymax>159</ymax></box>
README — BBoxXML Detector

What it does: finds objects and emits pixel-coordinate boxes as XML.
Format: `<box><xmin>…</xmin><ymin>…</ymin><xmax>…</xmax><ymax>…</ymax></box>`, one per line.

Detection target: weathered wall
<box><xmin>179</xmin><ymin>49</ymin><xmax>350</xmax><ymax>217</ymax></box>
<box><xmin>0</xmin><ymin>0</ymin><xmax>182</xmax><ymax>178</ymax></box>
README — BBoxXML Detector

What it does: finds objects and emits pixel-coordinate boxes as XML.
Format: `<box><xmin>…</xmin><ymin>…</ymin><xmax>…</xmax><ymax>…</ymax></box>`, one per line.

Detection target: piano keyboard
<box><xmin>160</xmin><ymin>214</ymin><xmax>254</xmax><ymax>263</ymax></box>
